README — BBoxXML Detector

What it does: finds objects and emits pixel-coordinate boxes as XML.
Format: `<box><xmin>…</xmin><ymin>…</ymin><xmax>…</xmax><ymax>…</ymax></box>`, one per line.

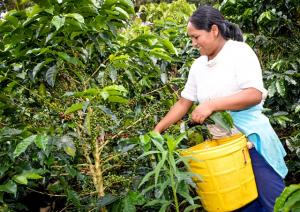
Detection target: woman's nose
<box><xmin>192</xmin><ymin>38</ymin><xmax>198</xmax><ymax>47</ymax></box>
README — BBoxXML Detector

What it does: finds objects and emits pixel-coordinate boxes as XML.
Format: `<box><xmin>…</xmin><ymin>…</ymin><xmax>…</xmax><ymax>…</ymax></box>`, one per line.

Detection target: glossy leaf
<box><xmin>282</xmin><ymin>190</ymin><xmax>300</xmax><ymax>212</ymax></box>
<box><xmin>34</xmin><ymin>134</ymin><xmax>48</xmax><ymax>151</ymax></box>
<box><xmin>61</xmin><ymin>135</ymin><xmax>76</xmax><ymax>157</ymax></box>
<box><xmin>64</xmin><ymin>103</ymin><xmax>84</xmax><ymax>114</ymax></box>
<box><xmin>209</xmin><ymin>111</ymin><xmax>233</xmax><ymax>133</ymax></box>
<box><xmin>45</xmin><ymin>65</ymin><xmax>58</xmax><ymax>87</ymax></box>
<box><xmin>276</xmin><ymin>79</ymin><xmax>286</xmax><ymax>97</ymax></box>
<box><xmin>51</xmin><ymin>15</ymin><xmax>65</xmax><ymax>31</ymax></box>
<box><xmin>57</xmin><ymin>52</ymin><xmax>84</xmax><ymax>67</ymax></box>
<box><xmin>64</xmin><ymin>13</ymin><xmax>85</xmax><ymax>24</ymax></box>
<box><xmin>0</xmin><ymin>181</ymin><xmax>17</xmax><ymax>195</ymax></box>
<box><xmin>13</xmin><ymin>135</ymin><xmax>37</xmax><ymax>158</ymax></box>
<box><xmin>275</xmin><ymin>184</ymin><xmax>300</xmax><ymax>212</ymax></box>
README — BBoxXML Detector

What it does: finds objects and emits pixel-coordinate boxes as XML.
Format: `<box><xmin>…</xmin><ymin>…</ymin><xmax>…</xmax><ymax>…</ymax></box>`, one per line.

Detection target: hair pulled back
<box><xmin>189</xmin><ymin>5</ymin><xmax>243</xmax><ymax>42</ymax></box>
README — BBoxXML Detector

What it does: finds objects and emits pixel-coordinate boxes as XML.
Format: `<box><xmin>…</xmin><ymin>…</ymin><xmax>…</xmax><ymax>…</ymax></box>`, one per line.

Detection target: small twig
<box><xmin>26</xmin><ymin>187</ymin><xmax>66</xmax><ymax>197</ymax></box>
<box><xmin>58</xmin><ymin>205</ymin><xmax>70</xmax><ymax>212</ymax></box>
<box><xmin>99</xmin><ymin>113</ymin><xmax>151</xmax><ymax>155</ymax></box>
<box><xmin>83</xmin><ymin>57</ymin><xmax>109</xmax><ymax>88</ymax></box>
<box><xmin>102</xmin><ymin>164</ymin><xmax>125</xmax><ymax>174</ymax></box>
<box><xmin>142</xmin><ymin>84</ymin><xmax>168</xmax><ymax>96</ymax></box>
<box><xmin>100</xmin><ymin>153</ymin><xmax>122</xmax><ymax>164</ymax></box>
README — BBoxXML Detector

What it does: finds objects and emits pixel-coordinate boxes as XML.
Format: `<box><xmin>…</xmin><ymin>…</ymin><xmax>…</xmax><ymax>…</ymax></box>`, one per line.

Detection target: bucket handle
<box><xmin>242</xmin><ymin>149</ymin><xmax>247</xmax><ymax>164</ymax></box>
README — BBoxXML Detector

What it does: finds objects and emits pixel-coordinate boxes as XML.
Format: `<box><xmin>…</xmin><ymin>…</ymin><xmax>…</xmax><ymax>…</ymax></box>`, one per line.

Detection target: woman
<box><xmin>154</xmin><ymin>5</ymin><xmax>287</xmax><ymax>212</ymax></box>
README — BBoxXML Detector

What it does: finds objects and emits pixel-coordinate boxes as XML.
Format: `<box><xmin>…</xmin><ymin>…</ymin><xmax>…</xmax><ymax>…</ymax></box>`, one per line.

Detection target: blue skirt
<box><xmin>236</xmin><ymin>148</ymin><xmax>285</xmax><ymax>212</ymax></box>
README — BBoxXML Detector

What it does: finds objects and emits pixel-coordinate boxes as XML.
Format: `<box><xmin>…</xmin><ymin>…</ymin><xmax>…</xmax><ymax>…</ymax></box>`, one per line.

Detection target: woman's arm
<box><xmin>192</xmin><ymin>88</ymin><xmax>262</xmax><ymax>123</ymax></box>
<box><xmin>154</xmin><ymin>97</ymin><xmax>193</xmax><ymax>133</ymax></box>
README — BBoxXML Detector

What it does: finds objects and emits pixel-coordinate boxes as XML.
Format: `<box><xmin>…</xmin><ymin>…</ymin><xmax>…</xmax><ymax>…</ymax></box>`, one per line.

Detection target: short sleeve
<box><xmin>181</xmin><ymin>63</ymin><xmax>198</xmax><ymax>102</ymax></box>
<box><xmin>235</xmin><ymin>43</ymin><xmax>268</xmax><ymax>99</ymax></box>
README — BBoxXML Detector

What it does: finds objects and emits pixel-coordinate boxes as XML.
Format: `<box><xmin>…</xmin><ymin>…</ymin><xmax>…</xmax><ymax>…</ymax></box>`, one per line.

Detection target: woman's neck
<box><xmin>208</xmin><ymin>38</ymin><xmax>227</xmax><ymax>61</ymax></box>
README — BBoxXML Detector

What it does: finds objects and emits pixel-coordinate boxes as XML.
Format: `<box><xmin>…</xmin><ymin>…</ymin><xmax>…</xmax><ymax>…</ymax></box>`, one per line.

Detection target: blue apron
<box><xmin>230</xmin><ymin>104</ymin><xmax>288</xmax><ymax>178</ymax></box>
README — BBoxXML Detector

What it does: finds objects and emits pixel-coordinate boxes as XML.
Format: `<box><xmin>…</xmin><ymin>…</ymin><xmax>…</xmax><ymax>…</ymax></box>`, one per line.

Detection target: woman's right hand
<box><xmin>154</xmin><ymin>97</ymin><xmax>193</xmax><ymax>133</ymax></box>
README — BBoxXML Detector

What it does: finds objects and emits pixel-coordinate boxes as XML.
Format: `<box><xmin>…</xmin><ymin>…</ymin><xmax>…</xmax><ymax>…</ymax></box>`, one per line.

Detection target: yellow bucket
<box><xmin>181</xmin><ymin>134</ymin><xmax>258</xmax><ymax>211</ymax></box>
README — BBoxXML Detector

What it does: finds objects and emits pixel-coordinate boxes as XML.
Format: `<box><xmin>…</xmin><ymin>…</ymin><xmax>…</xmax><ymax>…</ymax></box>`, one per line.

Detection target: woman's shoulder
<box><xmin>227</xmin><ymin>40</ymin><xmax>256</xmax><ymax>56</ymax></box>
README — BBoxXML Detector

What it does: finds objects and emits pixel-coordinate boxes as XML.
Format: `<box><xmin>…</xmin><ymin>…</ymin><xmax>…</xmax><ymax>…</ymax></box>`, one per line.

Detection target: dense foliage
<box><xmin>0</xmin><ymin>0</ymin><xmax>299</xmax><ymax>211</ymax></box>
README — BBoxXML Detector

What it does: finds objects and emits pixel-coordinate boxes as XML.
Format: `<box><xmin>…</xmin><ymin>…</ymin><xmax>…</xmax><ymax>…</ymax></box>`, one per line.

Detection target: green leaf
<box><xmin>161</xmin><ymin>39</ymin><xmax>178</xmax><ymax>55</ymax></box>
<box><xmin>108</xmin><ymin>65</ymin><xmax>118</xmax><ymax>82</ymax></box>
<box><xmin>275</xmin><ymin>184</ymin><xmax>300</xmax><ymax>212</ymax></box>
<box><xmin>32</xmin><ymin>61</ymin><xmax>46</xmax><ymax>79</ymax></box>
<box><xmin>65</xmin><ymin>103</ymin><xmax>84</xmax><ymax>114</ymax></box>
<box><xmin>283</xmin><ymin>190</ymin><xmax>300</xmax><ymax>212</ymax></box>
<box><xmin>34</xmin><ymin>134</ymin><xmax>48</xmax><ymax>151</ymax></box>
<box><xmin>108</xmin><ymin>95</ymin><xmax>129</xmax><ymax>103</ymax></box>
<box><xmin>114</xmin><ymin>7</ymin><xmax>129</xmax><ymax>19</ymax></box>
<box><xmin>154</xmin><ymin>151</ymin><xmax>167</xmax><ymax>185</ymax></box>
<box><xmin>276</xmin><ymin>79</ymin><xmax>286</xmax><ymax>97</ymax></box>
<box><xmin>183</xmin><ymin>204</ymin><xmax>202</xmax><ymax>212</ymax></box>
<box><xmin>160</xmin><ymin>73</ymin><xmax>167</xmax><ymax>84</ymax></box>
<box><xmin>165</xmin><ymin>134</ymin><xmax>176</xmax><ymax>152</ymax></box>
<box><xmin>64</xmin><ymin>13</ymin><xmax>85</xmax><ymax>23</ymax></box>
<box><xmin>45</xmin><ymin>32</ymin><xmax>55</xmax><ymax>44</ymax></box>
<box><xmin>98</xmin><ymin>105</ymin><xmax>118</xmax><ymax>122</ymax></box>
<box><xmin>168</xmin><ymin>153</ymin><xmax>177</xmax><ymax>173</ymax></box>
<box><xmin>100</xmin><ymin>85</ymin><xmax>128</xmax><ymax>103</ymax></box>
<box><xmin>137</xmin><ymin>150</ymin><xmax>160</xmax><ymax>159</ymax></box>
<box><xmin>175</xmin><ymin>132</ymin><xmax>188</xmax><ymax>146</ymax></box>
<box><xmin>177</xmin><ymin>181</ymin><xmax>194</xmax><ymax>205</ymax></box>
<box><xmin>25</xmin><ymin>5</ymin><xmax>42</xmax><ymax>18</ymax></box>
<box><xmin>4</xmin><ymin>15</ymin><xmax>19</xmax><ymax>27</ymax></box>
<box><xmin>119</xmin><ymin>0</ymin><xmax>134</xmax><ymax>11</ymax></box>
<box><xmin>25</xmin><ymin>172</ymin><xmax>43</xmax><ymax>180</ymax></box>
<box><xmin>61</xmin><ymin>135</ymin><xmax>76</xmax><ymax>157</ymax></box>
<box><xmin>57</xmin><ymin>52</ymin><xmax>84</xmax><ymax>66</ymax></box>
<box><xmin>64</xmin><ymin>146</ymin><xmax>76</xmax><ymax>157</ymax></box>
<box><xmin>149</xmin><ymin>48</ymin><xmax>172</xmax><ymax>61</ymax></box>
<box><xmin>138</xmin><ymin>170</ymin><xmax>155</xmax><ymax>188</ymax></box>
<box><xmin>0</xmin><ymin>128</ymin><xmax>22</xmax><ymax>137</ymax></box>
<box><xmin>144</xmin><ymin>199</ymin><xmax>171</xmax><ymax>207</ymax></box>
<box><xmin>67</xmin><ymin>189</ymin><xmax>81</xmax><ymax>208</ymax></box>
<box><xmin>13</xmin><ymin>175</ymin><xmax>28</xmax><ymax>185</ymax></box>
<box><xmin>13</xmin><ymin>170</ymin><xmax>43</xmax><ymax>185</ymax></box>
<box><xmin>0</xmin><ymin>181</ymin><xmax>17</xmax><ymax>195</ymax></box>
<box><xmin>51</xmin><ymin>15</ymin><xmax>65</xmax><ymax>31</ymax></box>
<box><xmin>127</xmin><ymin>191</ymin><xmax>146</xmax><ymax>206</ymax></box>
<box><xmin>45</xmin><ymin>65</ymin><xmax>58</xmax><ymax>87</ymax></box>
<box><xmin>13</xmin><ymin>135</ymin><xmax>37</xmax><ymax>158</ymax></box>
<box><xmin>209</xmin><ymin>111</ymin><xmax>233</xmax><ymax>133</ymax></box>
<box><xmin>66</xmin><ymin>88</ymin><xmax>99</xmax><ymax>97</ymax></box>
<box><xmin>257</xmin><ymin>11</ymin><xmax>272</xmax><ymax>24</ymax></box>
<box><xmin>151</xmin><ymin>138</ymin><xmax>165</xmax><ymax>152</ymax></box>
<box><xmin>149</xmin><ymin>131</ymin><xmax>164</xmax><ymax>142</ymax></box>
<box><xmin>268</xmin><ymin>81</ymin><xmax>276</xmax><ymax>98</ymax></box>
<box><xmin>295</xmin><ymin>105</ymin><xmax>300</xmax><ymax>113</ymax></box>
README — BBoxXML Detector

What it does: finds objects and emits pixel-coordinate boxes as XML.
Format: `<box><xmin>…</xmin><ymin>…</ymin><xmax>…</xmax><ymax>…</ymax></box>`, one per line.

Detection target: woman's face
<box><xmin>187</xmin><ymin>22</ymin><xmax>219</xmax><ymax>57</ymax></box>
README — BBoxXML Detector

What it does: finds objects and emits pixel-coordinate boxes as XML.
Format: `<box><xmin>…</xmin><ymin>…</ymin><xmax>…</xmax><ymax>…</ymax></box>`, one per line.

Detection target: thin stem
<box><xmin>26</xmin><ymin>187</ymin><xmax>66</xmax><ymax>197</ymax></box>
<box><xmin>169</xmin><ymin>164</ymin><xmax>179</xmax><ymax>212</ymax></box>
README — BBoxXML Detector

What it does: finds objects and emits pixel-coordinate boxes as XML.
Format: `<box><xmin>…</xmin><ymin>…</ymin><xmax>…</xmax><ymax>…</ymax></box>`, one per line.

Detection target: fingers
<box><xmin>246</xmin><ymin>141</ymin><xmax>253</xmax><ymax>149</ymax></box>
<box><xmin>191</xmin><ymin>112</ymin><xmax>205</xmax><ymax>124</ymax></box>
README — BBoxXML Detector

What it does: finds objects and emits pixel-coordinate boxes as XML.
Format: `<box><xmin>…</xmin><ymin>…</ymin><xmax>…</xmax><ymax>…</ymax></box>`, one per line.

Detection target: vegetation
<box><xmin>0</xmin><ymin>0</ymin><xmax>299</xmax><ymax>211</ymax></box>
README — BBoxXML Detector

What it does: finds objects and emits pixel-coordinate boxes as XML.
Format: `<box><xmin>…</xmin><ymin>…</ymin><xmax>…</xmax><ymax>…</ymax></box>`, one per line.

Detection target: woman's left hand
<box><xmin>191</xmin><ymin>102</ymin><xmax>214</xmax><ymax>124</ymax></box>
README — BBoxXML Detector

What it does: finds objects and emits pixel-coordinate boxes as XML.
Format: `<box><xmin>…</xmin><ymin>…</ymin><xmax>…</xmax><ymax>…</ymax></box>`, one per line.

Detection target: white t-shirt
<box><xmin>181</xmin><ymin>40</ymin><xmax>267</xmax><ymax>103</ymax></box>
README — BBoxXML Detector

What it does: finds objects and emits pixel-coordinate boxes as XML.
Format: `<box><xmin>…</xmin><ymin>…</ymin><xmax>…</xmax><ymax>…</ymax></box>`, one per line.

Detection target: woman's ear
<box><xmin>211</xmin><ymin>24</ymin><xmax>219</xmax><ymax>37</ymax></box>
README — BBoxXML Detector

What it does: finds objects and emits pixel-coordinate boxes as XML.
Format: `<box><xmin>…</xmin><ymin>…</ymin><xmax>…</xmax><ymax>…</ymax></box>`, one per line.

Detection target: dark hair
<box><xmin>190</xmin><ymin>5</ymin><xmax>243</xmax><ymax>42</ymax></box>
